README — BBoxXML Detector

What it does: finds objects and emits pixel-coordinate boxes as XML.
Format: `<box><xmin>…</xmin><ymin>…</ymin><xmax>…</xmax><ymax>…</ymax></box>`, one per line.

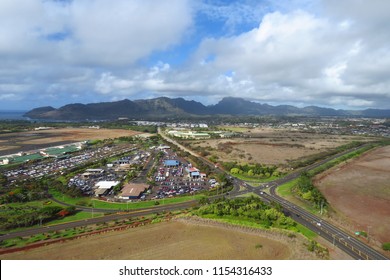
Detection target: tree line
<box><xmin>196</xmin><ymin>196</ymin><xmax>296</xmax><ymax>229</ymax></box>
<box><xmin>292</xmin><ymin>172</ymin><xmax>327</xmax><ymax>210</ymax></box>
<box><xmin>222</xmin><ymin>162</ymin><xmax>279</xmax><ymax>178</ymax></box>
<box><xmin>0</xmin><ymin>205</ymin><xmax>76</xmax><ymax>230</ymax></box>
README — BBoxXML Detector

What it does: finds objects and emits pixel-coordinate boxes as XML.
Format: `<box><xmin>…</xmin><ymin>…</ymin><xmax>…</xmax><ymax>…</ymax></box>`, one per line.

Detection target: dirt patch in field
<box><xmin>314</xmin><ymin>146</ymin><xmax>390</xmax><ymax>251</ymax></box>
<box><xmin>21</xmin><ymin>128</ymin><xmax>140</xmax><ymax>144</ymax></box>
<box><xmin>188</xmin><ymin>130</ymin><xmax>368</xmax><ymax>165</ymax></box>
<box><xmin>0</xmin><ymin>128</ymin><xmax>140</xmax><ymax>156</ymax></box>
<box><xmin>1</xmin><ymin>219</ymin><xmax>321</xmax><ymax>260</ymax></box>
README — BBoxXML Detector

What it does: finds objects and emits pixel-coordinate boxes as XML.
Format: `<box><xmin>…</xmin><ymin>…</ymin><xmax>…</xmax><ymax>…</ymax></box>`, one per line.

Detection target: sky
<box><xmin>0</xmin><ymin>0</ymin><xmax>389</xmax><ymax>111</ymax></box>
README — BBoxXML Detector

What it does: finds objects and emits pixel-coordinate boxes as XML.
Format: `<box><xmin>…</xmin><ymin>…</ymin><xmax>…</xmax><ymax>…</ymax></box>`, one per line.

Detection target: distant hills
<box><xmin>24</xmin><ymin>97</ymin><xmax>390</xmax><ymax>120</ymax></box>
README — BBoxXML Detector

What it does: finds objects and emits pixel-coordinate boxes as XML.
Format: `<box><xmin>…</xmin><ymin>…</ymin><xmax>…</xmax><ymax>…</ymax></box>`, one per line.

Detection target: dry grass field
<box><xmin>188</xmin><ymin>128</ymin><xmax>370</xmax><ymax>165</ymax></box>
<box><xmin>0</xmin><ymin>128</ymin><xmax>141</xmax><ymax>156</ymax></box>
<box><xmin>1</xmin><ymin>219</ymin><xmax>323</xmax><ymax>260</ymax></box>
<box><xmin>314</xmin><ymin>146</ymin><xmax>390</xmax><ymax>250</ymax></box>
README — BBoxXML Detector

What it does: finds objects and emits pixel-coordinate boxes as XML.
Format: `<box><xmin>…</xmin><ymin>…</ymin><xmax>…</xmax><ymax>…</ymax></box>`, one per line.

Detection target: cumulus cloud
<box><xmin>0</xmin><ymin>0</ymin><xmax>389</xmax><ymax>110</ymax></box>
<box><xmin>0</xmin><ymin>0</ymin><xmax>193</xmax><ymax>108</ymax></box>
<box><xmin>68</xmin><ymin>0</ymin><xmax>193</xmax><ymax>66</ymax></box>
<box><xmin>168</xmin><ymin>7</ymin><xmax>390</xmax><ymax>108</ymax></box>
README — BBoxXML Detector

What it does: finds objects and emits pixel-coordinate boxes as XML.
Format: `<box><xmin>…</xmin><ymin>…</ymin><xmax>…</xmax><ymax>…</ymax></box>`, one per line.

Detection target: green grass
<box><xmin>0</xmin><ymin>211</ymin><xmax>104</xmax><ymax>235</ymax></box>
<box><xmin>237</xmin><ymin>192</ymin><xmax>260</xmax><ymax>198</ymax></box>
<box><xmin>308</xmin><ymin>144</ymin><xmax>378</xmax><ymax>176</ymax></box>
<box><xmin>230</xmin><ymin>173</ymin><xmax>280</xmax><ymax>184</ymax></box>
<box><xmin>6</xmin><ymin>199</ymin><xmax>62</xmax><ymax>208</ymax></box>
<box><xmin>276</xmin><ymin>179</ymin><xmax>323</xmax><ymax>215</ymax></box>
<box><xmin>295</xmin><ymin>224</ymin><xmax>317</xmax><ymax>239</ymax></box>
<box><xmin>49</xmin><ymin>188</ymin><xmax>91</xmax><ymax>205</ymax></box>
<box><xmin>50</xmin><ymin>186</ymin><xmax>204</xmax><ymax>210</ymax></box>
<box><xmin>45</xmin><ymin>211</ymin><xmax>104</xmax><ymax>225</ymax></box>
<box><xmin>276</xmin><ymin>179</ymin><xmax>298</xmax><ymax>198</ymax></box>
<box><xmin>201</xmin><ymin>214</ymin><xmax>269</xmax><ymax>229</ymax></box>
<box><xmin>91</xmin><ymin>195</ymin><xmax>202</xmax><ymax>210</ymax></box>
<box><xmin>1</xmin><ymin>226</ymin><xmax>92</xmax><ymax>248</ymax></box>
<box><xmin>197</xmin><ymin>214</ymin><xmax>316</xmax><ymax>240</ymax></box>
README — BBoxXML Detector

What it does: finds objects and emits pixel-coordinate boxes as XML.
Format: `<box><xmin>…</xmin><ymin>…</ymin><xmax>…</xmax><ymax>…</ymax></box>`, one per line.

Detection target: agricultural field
<box><xmin>1</xmin><ymin>219</ymin><xmax>321</xmax><ymax>260</ymax></box>
<box><xmin>0</xmin><ymin>128</ymin><xmax>141</xmax><ymax>156</ymax></box>
<box><xmin>314</xmin><ymin>146</ymin><xmax>390</xmax><ymax>251</ymax></box>
<box><xmin>187</xmin><ymin>128</ymin><xmax>373</xmax><ymax>166</ymax></box>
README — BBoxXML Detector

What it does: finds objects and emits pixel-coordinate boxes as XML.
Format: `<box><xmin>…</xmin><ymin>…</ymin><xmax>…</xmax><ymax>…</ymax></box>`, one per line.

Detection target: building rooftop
<box><xmin>164</xmin><ymin>160</ymin><xmax>180</xmax><ymax>166</ymax></box>
<box><xmin>120</xmin><ymin>183</ymin><xmax>149</xmax><ymax>198</ymax></box>
<box><xmin>95</xmin><ymin>181</ymin><xmax>119</xmax><ymax>189</ymax></box>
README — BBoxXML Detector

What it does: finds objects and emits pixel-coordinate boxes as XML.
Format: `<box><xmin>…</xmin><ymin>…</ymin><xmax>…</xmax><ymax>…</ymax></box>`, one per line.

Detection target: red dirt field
<box><xmin>314</xmin><ymin>146</ymin><xmax>390</xmax><ymax>251</ymax></box>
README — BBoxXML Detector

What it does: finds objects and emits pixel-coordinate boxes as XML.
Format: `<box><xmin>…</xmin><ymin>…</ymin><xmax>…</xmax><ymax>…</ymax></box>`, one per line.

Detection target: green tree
<box><xmin>230</xmin><ymin>167</ymin><xmax>241</xmax><ymax>174</ymax></box>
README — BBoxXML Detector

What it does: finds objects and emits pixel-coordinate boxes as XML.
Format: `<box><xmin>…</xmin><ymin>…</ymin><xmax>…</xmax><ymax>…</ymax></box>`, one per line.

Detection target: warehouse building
<box><xmin>119</xmin><ymin>183</ymin><xmax>149</xmax><ymax>200</ymax></box>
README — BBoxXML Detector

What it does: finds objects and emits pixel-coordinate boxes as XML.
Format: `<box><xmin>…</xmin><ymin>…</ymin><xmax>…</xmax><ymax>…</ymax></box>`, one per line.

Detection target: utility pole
<box><xmin>92</xmin><ymin>200</ymin><xmax>95</xmax><ymax>218</ymax></box>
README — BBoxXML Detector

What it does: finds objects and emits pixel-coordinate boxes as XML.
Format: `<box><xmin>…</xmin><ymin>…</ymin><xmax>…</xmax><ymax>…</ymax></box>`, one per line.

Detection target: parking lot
<box><xmin>150</xmin><ymin>148</ymin><xmax>213</xmax><ymax>200</ymax></box>
<box><xmin>67</xmin><ymin>149</ymin><xmax>151</xmax><ymax>198</ymax></box>
<box><xmin>3</xmin><ymin>144</ymin><xmax>136</xmax><ymax>183</ymax></box>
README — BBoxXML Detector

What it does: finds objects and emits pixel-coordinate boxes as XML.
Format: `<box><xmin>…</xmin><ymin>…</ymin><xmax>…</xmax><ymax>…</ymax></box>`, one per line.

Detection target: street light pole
<box><xmin>333</xmin><ymin>233</ymin><xmax>337</xmax><ymax>248</ymax></box>
<box><xmin>92</xmin><ymin>200</ymin><xmax>95</xmax><ymax>218</ymax></box>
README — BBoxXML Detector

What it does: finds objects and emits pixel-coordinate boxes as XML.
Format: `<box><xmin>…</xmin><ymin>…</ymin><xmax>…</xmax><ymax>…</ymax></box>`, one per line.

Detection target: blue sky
<box><xmin>0</xmin><ymin>0</ymin><xmax>389</xmax><ymax>110</ymax></box>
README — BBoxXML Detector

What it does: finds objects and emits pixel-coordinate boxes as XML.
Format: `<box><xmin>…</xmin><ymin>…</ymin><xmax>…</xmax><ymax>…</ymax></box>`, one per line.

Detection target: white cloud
<box><xmin>90</xmin><ymin>4</ymin><xmax>390</xmax><ymax>109</ymax></box>
<box><xmin>180</xmin><ymin>8</ymin><xmax>390</xmax><ymax>108</ymax></box>
<box><xmin>0</xmin><ymin>0</ymin><xmax>194</xmax><ymax>108</ymax></box>
<box><xmin>0</xmin><ymin>0</ymin><xmax>389</xmax><ymax>110</ymax></box>
<box><xmin>0</xmin><ymin>93</ymin><xmax>19</xmax><ymax>101</ymax></box>
<box><xmin>68</xmin><ymin>0</ymin><xmax>193</xmax><ymax>66</ymax></box>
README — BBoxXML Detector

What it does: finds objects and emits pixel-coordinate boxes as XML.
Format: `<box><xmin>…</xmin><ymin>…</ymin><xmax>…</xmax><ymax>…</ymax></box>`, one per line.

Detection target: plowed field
<box><xmin>314</xmin><ymin>146</ymin><xmax>390</xmax><ymax>248</ymax></box>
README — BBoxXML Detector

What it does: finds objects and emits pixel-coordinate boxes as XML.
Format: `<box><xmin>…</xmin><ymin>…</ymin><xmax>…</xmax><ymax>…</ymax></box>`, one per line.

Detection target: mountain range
<box><xmin>24</xmin><ymin>97</ymin><xmax>390</xmax><ymax>120</ymax></box>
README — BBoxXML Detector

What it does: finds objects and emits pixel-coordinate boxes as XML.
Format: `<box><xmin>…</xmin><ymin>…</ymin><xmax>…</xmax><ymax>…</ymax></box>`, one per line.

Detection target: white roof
<box><xmin>95</xmin><ymin>181</ymin><xmax>119</xmax><ymax>189</ymax></box>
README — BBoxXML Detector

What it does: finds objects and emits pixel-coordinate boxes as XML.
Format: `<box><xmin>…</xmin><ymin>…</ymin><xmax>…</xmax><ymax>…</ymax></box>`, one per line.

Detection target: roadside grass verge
<box><xmin>276</xmin><ymin>179</ymin><xmax>298</xmax><ymax>198</ymax></box>
<box><xmin>0</xmin><ymin>212</ymin><xmax>178</xmax><ymax>249</ymax></box>
<box><xmin>91</xmin><ymin>195</ymin><xmax>202</xmax><ymax>210</ymax></box>
<box><xmin>45</xmin><ymin>211</ymin><xmax>104</xmax><ymax>225</ymax></box>
<box><xmin>237</xmin><ymin>192</ymin><xmax>260</xmax><ymax>198</ymax></box>
<box><xmin>0</xmin><ymin>227</ymin><xmax>95</xmax><ymax>248</ymax></box>
<box><xmin>6</xmin><ymin>199</ymin><xmax>62</xmax><ymax>208</ymax></box>
<box><xmin>49</xmin><ymin>188</ymin><xmax>90</xmax><ymax>205</ymax></box>
<box><xmin>307</xmin><ymin>143</ymin><xmax>379</xmax><ymax>177</ymax></box>
<box><xmin>194</xmin><ymin>214</ymin><xmax>316</xmax><ymax>240</ymax></box>
<box><xmin>276</xmin><ymin>179</ymin><xmax>324</xmax><ymax>215</ymax></box>
<box><xmin>229</xmin><ymin>173</ymin><xmax>280</xmax><ymax>184</ymax></box>
<box><xmin>295</xmin><ymin>224</ymin><xmax>317</xmax><ymax>239</ymax></box>
<box><xmin>50</xmin><ymin>187</ymin><xmax>202</xmax><ymax>211</ymax></box>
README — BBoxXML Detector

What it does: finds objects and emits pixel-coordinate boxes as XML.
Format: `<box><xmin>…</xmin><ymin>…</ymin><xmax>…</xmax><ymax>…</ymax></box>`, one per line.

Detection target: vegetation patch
<box><xmin>382</xmin><ymin>242</ymin><xmax>390</xmax><ymax>251</ymax></box>
<box><xmin>292</xmin><ymin>172</ymin><xmax>327</xmax><ymax>211</ymax></box>
<box><xmin>222</xmin><ymin>162</ymin><xmax>281</xmax><ymax>179</ymax></box>
<box><xmin>0</xmin><ymin>205</ymin><xmax>77</xmax><ymax>231</ymax></box>
<box><xmin>193</xmin><ymin>196</ymin><xmax>306</xmax><ymax>234</ymax></box>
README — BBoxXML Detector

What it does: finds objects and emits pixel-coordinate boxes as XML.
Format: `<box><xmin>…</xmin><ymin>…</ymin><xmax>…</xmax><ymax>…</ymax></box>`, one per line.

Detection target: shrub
<box><xmin>382</xmin><ymin>242</ymin><xmax>390</xmax><ymax>251</ymax></box>
<box><xmin>255</xmin><ymin>244</ymin><xmax>263</xmax><ymax>249</ymax></box>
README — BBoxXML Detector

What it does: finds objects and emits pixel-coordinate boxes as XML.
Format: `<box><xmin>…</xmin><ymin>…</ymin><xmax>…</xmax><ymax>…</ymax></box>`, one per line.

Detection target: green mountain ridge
<box><xmin>24</xmin><ymin>96</ymin><xmax>390</xmax><ymax>120</ymax></box>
